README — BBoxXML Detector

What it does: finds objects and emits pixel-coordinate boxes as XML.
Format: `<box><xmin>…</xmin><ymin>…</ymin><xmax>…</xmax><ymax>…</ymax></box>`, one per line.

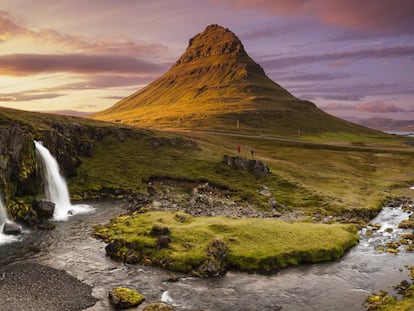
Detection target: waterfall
<box><xmin>0</xmin><ymin>196</ymin><xmax>20</xmax><ymax>245</ymax></box>
<box><xmin>0</xmin><ymin>196</ymin><xmax>9</xmax><ymax>227</ymax></box>
<box><xmin>34</xmin><ymin>141</ymin><xmax>94</xmax><ymax>221</ymax></box>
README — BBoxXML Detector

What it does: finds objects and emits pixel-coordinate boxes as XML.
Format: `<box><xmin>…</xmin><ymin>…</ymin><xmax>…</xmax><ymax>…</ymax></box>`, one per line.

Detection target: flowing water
<box><xmin>0</xmin><ymin>201</ymin><xmax>412</xmax><ymax>310</ymax></box>
<box><xmin>0</xmin><ymin>196</ymin><xmax>20</xmax><ymax>245</ymax></box>
<box><xmin>34</xmin><ymin>140</ymin><xmax>94</xmax><ymax>221</ymax></box>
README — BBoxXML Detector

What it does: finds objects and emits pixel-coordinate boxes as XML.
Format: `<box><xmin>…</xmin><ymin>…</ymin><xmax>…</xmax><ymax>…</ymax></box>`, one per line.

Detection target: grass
<box><xmin>95</xmin><ymin>211</ymin><xmax>359</xmax><ymax>273</ymax></box>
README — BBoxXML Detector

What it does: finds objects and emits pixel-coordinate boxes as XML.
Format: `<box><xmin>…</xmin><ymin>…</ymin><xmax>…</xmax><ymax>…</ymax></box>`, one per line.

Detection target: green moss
<box><xmin>95</xmin><ymin>211</ymin><xmax>359</xmax><ymax>273</ymax></box>
<box><xmin>110</xmin><ymin>287</ymin><xmax>145</xmax><ymax>307</ymax></box>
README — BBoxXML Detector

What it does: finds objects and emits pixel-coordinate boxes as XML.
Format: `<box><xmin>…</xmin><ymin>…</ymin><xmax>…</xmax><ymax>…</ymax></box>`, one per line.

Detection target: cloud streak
<box><xmin>260</xmin><ymin>45</ymin><xmax>414</xmax><ymax>69</ymax></box>
<box><xmin>0</xmin><ymin>90</ymin><xmax>65</xmax><ymax>102</ymax></box>
<box><xmin>322</xmin><ymin>101</ymin><xmax>413</xmax><ymax>113</ymax></box>
<box><xmin>0</xmin><ymin>54</ymin><xmax>167</xmax><ymax>76</ymax></box>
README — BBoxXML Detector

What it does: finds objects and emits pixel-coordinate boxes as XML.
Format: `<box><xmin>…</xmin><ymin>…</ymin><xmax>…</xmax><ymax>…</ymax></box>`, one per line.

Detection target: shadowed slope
<box><xmin>94</xmin><ymin>25</ymin><xmax>380</xmax><ymax>137</ymax></box>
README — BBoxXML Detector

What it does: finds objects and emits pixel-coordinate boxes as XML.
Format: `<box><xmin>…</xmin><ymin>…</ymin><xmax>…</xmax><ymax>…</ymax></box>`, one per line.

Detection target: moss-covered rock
<box><xmin>108</xmin><ymin>287</ymin><xmax>145</xmax><ymax>309</ymax></box>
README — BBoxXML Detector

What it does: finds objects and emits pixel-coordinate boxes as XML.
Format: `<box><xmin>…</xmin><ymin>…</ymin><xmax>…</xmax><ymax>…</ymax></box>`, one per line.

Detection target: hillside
<box><xmin>93</xmin><ymin>24</ymin><xmax>381</xmax><ymax>138</ymax></box>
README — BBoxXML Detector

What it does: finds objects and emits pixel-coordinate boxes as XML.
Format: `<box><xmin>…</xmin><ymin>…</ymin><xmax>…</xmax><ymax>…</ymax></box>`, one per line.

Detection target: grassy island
<box><xmin>95</xmin><ymin>211</ymin><xmax>359</xmax><ymax>275</ymax></box>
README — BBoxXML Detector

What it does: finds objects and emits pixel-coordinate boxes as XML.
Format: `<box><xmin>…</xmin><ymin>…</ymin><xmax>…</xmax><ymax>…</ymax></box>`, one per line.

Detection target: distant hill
<box><xmin>37</xmin><ymin>110</ymin><xmax>93</xmax><ymax>118</ymax></box>
<box><xmin>93</xmin><ymin>24</ymin><xmax>381</xmax><ymax>137</ymax></box>
<box><xmin>344</xmin><ymin>117</ymin><xmax>414</xmax><ymax>132</ymax></box>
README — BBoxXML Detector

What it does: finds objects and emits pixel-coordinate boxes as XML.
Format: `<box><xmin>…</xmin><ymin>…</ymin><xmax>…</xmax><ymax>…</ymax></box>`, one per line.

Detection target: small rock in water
<box><xmin>2</xmin><ymin>222</ymin><xmax>21</xmax><ymax>235</ymax></box>
<box><xmin>142</xmin><ymin>302</ymin><xmax>174</xmax><ymax>311</ymax></box>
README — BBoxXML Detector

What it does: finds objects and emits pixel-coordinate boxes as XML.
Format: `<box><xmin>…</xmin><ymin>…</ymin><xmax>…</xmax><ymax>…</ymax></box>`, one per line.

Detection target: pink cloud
<box><xmin>356</xmin><ymin>101</ymin><xmax>403</xmax><ymax>113</ymax></box>
<box><xmin>217</xmin><ymin>0</ymin><xmax>414</xmax><ymax>34</ymax></box>
<box><xmin>322</xmin><ymin>101</ymin><xmax>406</xmax><ymax>113</ymax></box>
<box><xmin>0</xmin><ymin>10</ymin><xmax>167</xmax><ymax>57</ymax></box>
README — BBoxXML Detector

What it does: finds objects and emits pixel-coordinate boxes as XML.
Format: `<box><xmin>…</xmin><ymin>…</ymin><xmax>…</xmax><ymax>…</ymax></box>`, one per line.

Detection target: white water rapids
<box><xmin>34</xmin><ymin>140</ymin><xmax>94</xmax><ymax>221</ymax></box>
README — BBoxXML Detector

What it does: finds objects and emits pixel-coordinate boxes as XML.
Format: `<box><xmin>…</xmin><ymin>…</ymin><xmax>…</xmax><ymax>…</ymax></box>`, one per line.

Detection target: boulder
<box><xmin>2</xmin><ymin>222</ymin><xmax>21</xmax><ymax>235</ymax></box>
<box><xmin>150</xmin><ymin>224</ymin><xmax>170</xmax><ymax>236</ymax></box>
<box><xmin>108</xmin><ymin>287</ymin><xmax>145</xmax><ymax>309</ymax></box>
<box><xmin>143</xmin><ymin>302</ymin><xmax>175</xmax><ymax>311</ymax></box>
<box><xmin>222</xmin><ymin>155</ymin><xmax>269</xmax><ymax>176</ymax></box>
<box><xmin>34</xmin><ymin>200</ymin><xmax>55</xmax><ymax>218</ymax></box>
<box><xmin>157</xmin><ymin>235</ymin><xmax>172</xmax><ymax>249</ymax></box>
<box><xmin>195</xmin><ymin>238</ymin><xmax>229</xmax><ymax>277</ymax></box>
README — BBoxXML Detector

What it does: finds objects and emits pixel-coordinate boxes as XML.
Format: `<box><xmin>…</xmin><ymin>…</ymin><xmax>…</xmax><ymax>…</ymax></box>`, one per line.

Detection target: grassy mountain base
<box><xmin>94</xmin><ymin>211</ymin><xmax>359</xmax><ymax>273</ymax></box>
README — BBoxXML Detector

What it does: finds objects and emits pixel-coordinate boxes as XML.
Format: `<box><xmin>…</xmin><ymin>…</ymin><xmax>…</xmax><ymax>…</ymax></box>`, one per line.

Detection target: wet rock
<box><xmin>143</xmin><ymin>302</ymin><xmax>174</xmax><ymax>311</ymax></box>
<box><xmin>105</xmin><ymin>240</ymin><xmax>122</xmax><ymax>259</ymax></box>
<box><xmin>109</xmin><ymin>287</ymin><xmax>145</xmax><ymax>309</ymax></box>
<box><xmin>157</xmin><ymin>235</ymin><xmax>172</xmax><ymax>249</ymax></box>
<box><xmin>151</xmin><ymin>224</ymin><xmax>170</xmax><ymax>236</ymax></box>
<box><xmin>384</xmin><ymin>227</ymin><xmax>393</xmax><ymax>233</ymax></box>
<box><xmin>33</xmin><ymin>199</ymin><xmax>55</xmax><ymax>218</ymax></box>
<box><xmin>195</xmin><ymin>238</ymin><xmax>229</xmax><ymax>277</ymax></box>
<box><xmin>2</xmin><ymin>222</ymin><xmax>21</xmax><ymax>235</ymax></box>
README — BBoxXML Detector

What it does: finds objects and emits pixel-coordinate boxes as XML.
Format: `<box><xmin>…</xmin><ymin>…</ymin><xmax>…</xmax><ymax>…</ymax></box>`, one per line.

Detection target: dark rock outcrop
<box><xmin>33</xmin><ymin>200</ymin><xmax>55</xmax><ymax>218</ymax></box>
<box><xmin>2</xmin><ymin>222</ymin><xmax>21</xmax><ymax>235</ymax></box>
<box><xmin>0</xmin><ymin>108</ymin><xmax>147</xmax><ymax>225</ymax></box>
<box><xmin>195</xmin><ymin>238</ymin><xmax>229</xmax><ymax>277</ymax></box>
<box><xmin>222</xmin><ymin>155</ymin><xmax>270</xmax><ymax>176</ymax></box>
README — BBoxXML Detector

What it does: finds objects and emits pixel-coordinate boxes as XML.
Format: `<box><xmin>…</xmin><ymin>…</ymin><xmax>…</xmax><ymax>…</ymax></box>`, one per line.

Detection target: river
<box><xmin>0</xmin><ymin>201</ymin><xmax>413</xmax><ymax>311</ymax></box>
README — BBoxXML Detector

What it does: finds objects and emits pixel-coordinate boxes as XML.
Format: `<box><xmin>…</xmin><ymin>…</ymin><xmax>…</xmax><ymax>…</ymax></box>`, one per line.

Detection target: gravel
<box><xmin>0</xmin><ymin>262</ymin><xmax>97</xmax><ymax>311</ymax></box>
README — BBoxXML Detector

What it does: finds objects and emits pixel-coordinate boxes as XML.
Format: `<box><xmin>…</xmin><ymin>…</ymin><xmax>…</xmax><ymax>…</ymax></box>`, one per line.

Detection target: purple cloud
<box><xmin>260</xmin><ymin>45</ymin><xmax>414</xmax><ymax>69</ymax></box>
<box><xmin>217</xmin><ymin>0</ymin><xmax>414</xmax><ymax>35</ymax></box>
<box><xmin>322</xmin><ymin>101</ymin><xmax>408</xmax><ymax>113</ymax></box>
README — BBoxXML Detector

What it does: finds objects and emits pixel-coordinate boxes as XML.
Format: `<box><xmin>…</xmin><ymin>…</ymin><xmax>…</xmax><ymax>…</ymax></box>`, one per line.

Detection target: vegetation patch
<box><xmin>94</xmin><ymin>211</ymin><xmax>359</xmax><ymax>275</ymax></box>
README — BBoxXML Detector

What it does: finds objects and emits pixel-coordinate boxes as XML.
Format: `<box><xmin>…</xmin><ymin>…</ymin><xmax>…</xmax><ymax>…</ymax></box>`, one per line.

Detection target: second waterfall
<box><xmin>34</xmin><ymin>141</ymin><xmax>94</xmax><ymax>221</ymax></box>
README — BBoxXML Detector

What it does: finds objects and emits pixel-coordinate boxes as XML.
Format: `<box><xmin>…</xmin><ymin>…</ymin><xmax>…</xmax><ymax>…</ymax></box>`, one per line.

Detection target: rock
<box><xmin>2</xmin><ymin>222</ymin><xmax>21</xmax><ymax>235</ymax></box>
<box><xmin>33</xmin><ymin>200</ymin><xmax>55</xmax><ymax>218</ymax></box>
<box><xmin>109</xmin><ymin>287</ymin><xmax>145</xmax><ymax>309</ymax></box>
<box><xmin>157</xmin><ymin>235</ymin><xmax>172</xmax><ymax>249</ymax></box>
<box><xmin>222</xmin><ymin>155</ymin><xmax>269</xmax><ymax>176</ymax></box>
<box><xmin>260</xmin><ymin>189</ymin><xmax>271</xmax><ymax>197</ymax></box>
<box><xmin>147</xmin><ymin>186</ymin><xmax>156</xmax><ymax>196</ymax></box>
<box><xmin>164</xmin><ymin>273</ymin><xmax>179</xmax><ymax>282</ymax></box>
<box><xmin>143</xmin><ymin>302</ymin><xmax>174</xmax><ymax>311</ymax></box>
<box><xmin>195</xmin><ymin>239</ymin><xmax>229</xmax><ymax>277</ymax></box>
<box><xmin>151</xmin><ymin>224</ymin><xmax>170</xmax><ymax>236</ymax></box>
<box><xmin>105</xmin><ymin>240</ymin><xmax>122</xmax><ymax>258</ymax></box>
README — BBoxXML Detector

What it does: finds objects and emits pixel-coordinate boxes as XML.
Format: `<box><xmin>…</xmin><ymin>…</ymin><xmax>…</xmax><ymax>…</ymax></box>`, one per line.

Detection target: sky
<box><xmin>0</xmin><ymin>0</ymin><xmax>413</xmax><ymax>120</ymax></box>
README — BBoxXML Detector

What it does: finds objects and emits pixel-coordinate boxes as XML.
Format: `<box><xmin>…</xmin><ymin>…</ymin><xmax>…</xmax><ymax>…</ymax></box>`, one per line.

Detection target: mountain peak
<box><xmin>175</xmin><ymin>24</ymin><xmax>246</xmax><ymax>66</ymax></box>
<box><xmin>93</xmin><ymin>24</ymin><xmax>378</xmax><ymax>137</ymax></box>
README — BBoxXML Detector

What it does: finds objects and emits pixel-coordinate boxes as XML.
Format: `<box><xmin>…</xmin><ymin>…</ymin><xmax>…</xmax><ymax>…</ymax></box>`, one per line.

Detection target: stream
<box><xmin>0</xmin><ymin>201</ymin><xmax>413</xmax><ymax>311</ymax></box>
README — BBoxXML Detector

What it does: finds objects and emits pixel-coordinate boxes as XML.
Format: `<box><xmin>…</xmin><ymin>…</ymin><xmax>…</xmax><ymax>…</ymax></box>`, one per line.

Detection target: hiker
<box><xmin>237</xmin><ymin>145</ymin><xmax>241</xmax><ymax>155</ymax></box>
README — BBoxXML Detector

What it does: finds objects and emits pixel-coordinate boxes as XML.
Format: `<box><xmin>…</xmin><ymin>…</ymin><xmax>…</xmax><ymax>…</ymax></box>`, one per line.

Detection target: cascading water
<box><xmin>0</xmin><ymin>196</ymin><xmax>19</xmax><ymax>245</ymax></box>
<box><xmin>0</xmin><ymin>196</ymin><xmax>9</xmax><ymax>226</ymax></box>
<box><xmin>34</xmin><ymin>140</ymin><xmax>94</xmax><ymax>221</ymax></box>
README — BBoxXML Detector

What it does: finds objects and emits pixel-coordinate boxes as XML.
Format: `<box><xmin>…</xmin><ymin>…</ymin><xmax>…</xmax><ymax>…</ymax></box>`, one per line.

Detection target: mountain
<box><xmin>93</xmin><ymin>24</ymin><xmax>380</xmax><ymax>137</ymax></box>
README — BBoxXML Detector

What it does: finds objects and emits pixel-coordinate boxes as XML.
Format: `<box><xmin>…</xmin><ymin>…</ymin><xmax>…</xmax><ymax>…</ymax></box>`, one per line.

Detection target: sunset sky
<box><xmin>0</xmin><ymin>0</ymin><xmax>413</xmax><ymax>120</ymax></box>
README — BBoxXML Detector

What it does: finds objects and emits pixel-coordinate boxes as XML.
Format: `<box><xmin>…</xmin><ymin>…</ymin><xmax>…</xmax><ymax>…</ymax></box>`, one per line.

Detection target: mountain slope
<box><xmin>93</xmin><ymin>24</ymin><xmax>381</xmax><ymax>137</ymax></box>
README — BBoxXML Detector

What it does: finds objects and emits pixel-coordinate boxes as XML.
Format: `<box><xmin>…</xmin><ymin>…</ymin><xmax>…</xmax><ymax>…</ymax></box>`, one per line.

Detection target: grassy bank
<box><xmin>95</xmin><ymin>211</ymin><xmax>359</xmax><ymax>274</ymax></box>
